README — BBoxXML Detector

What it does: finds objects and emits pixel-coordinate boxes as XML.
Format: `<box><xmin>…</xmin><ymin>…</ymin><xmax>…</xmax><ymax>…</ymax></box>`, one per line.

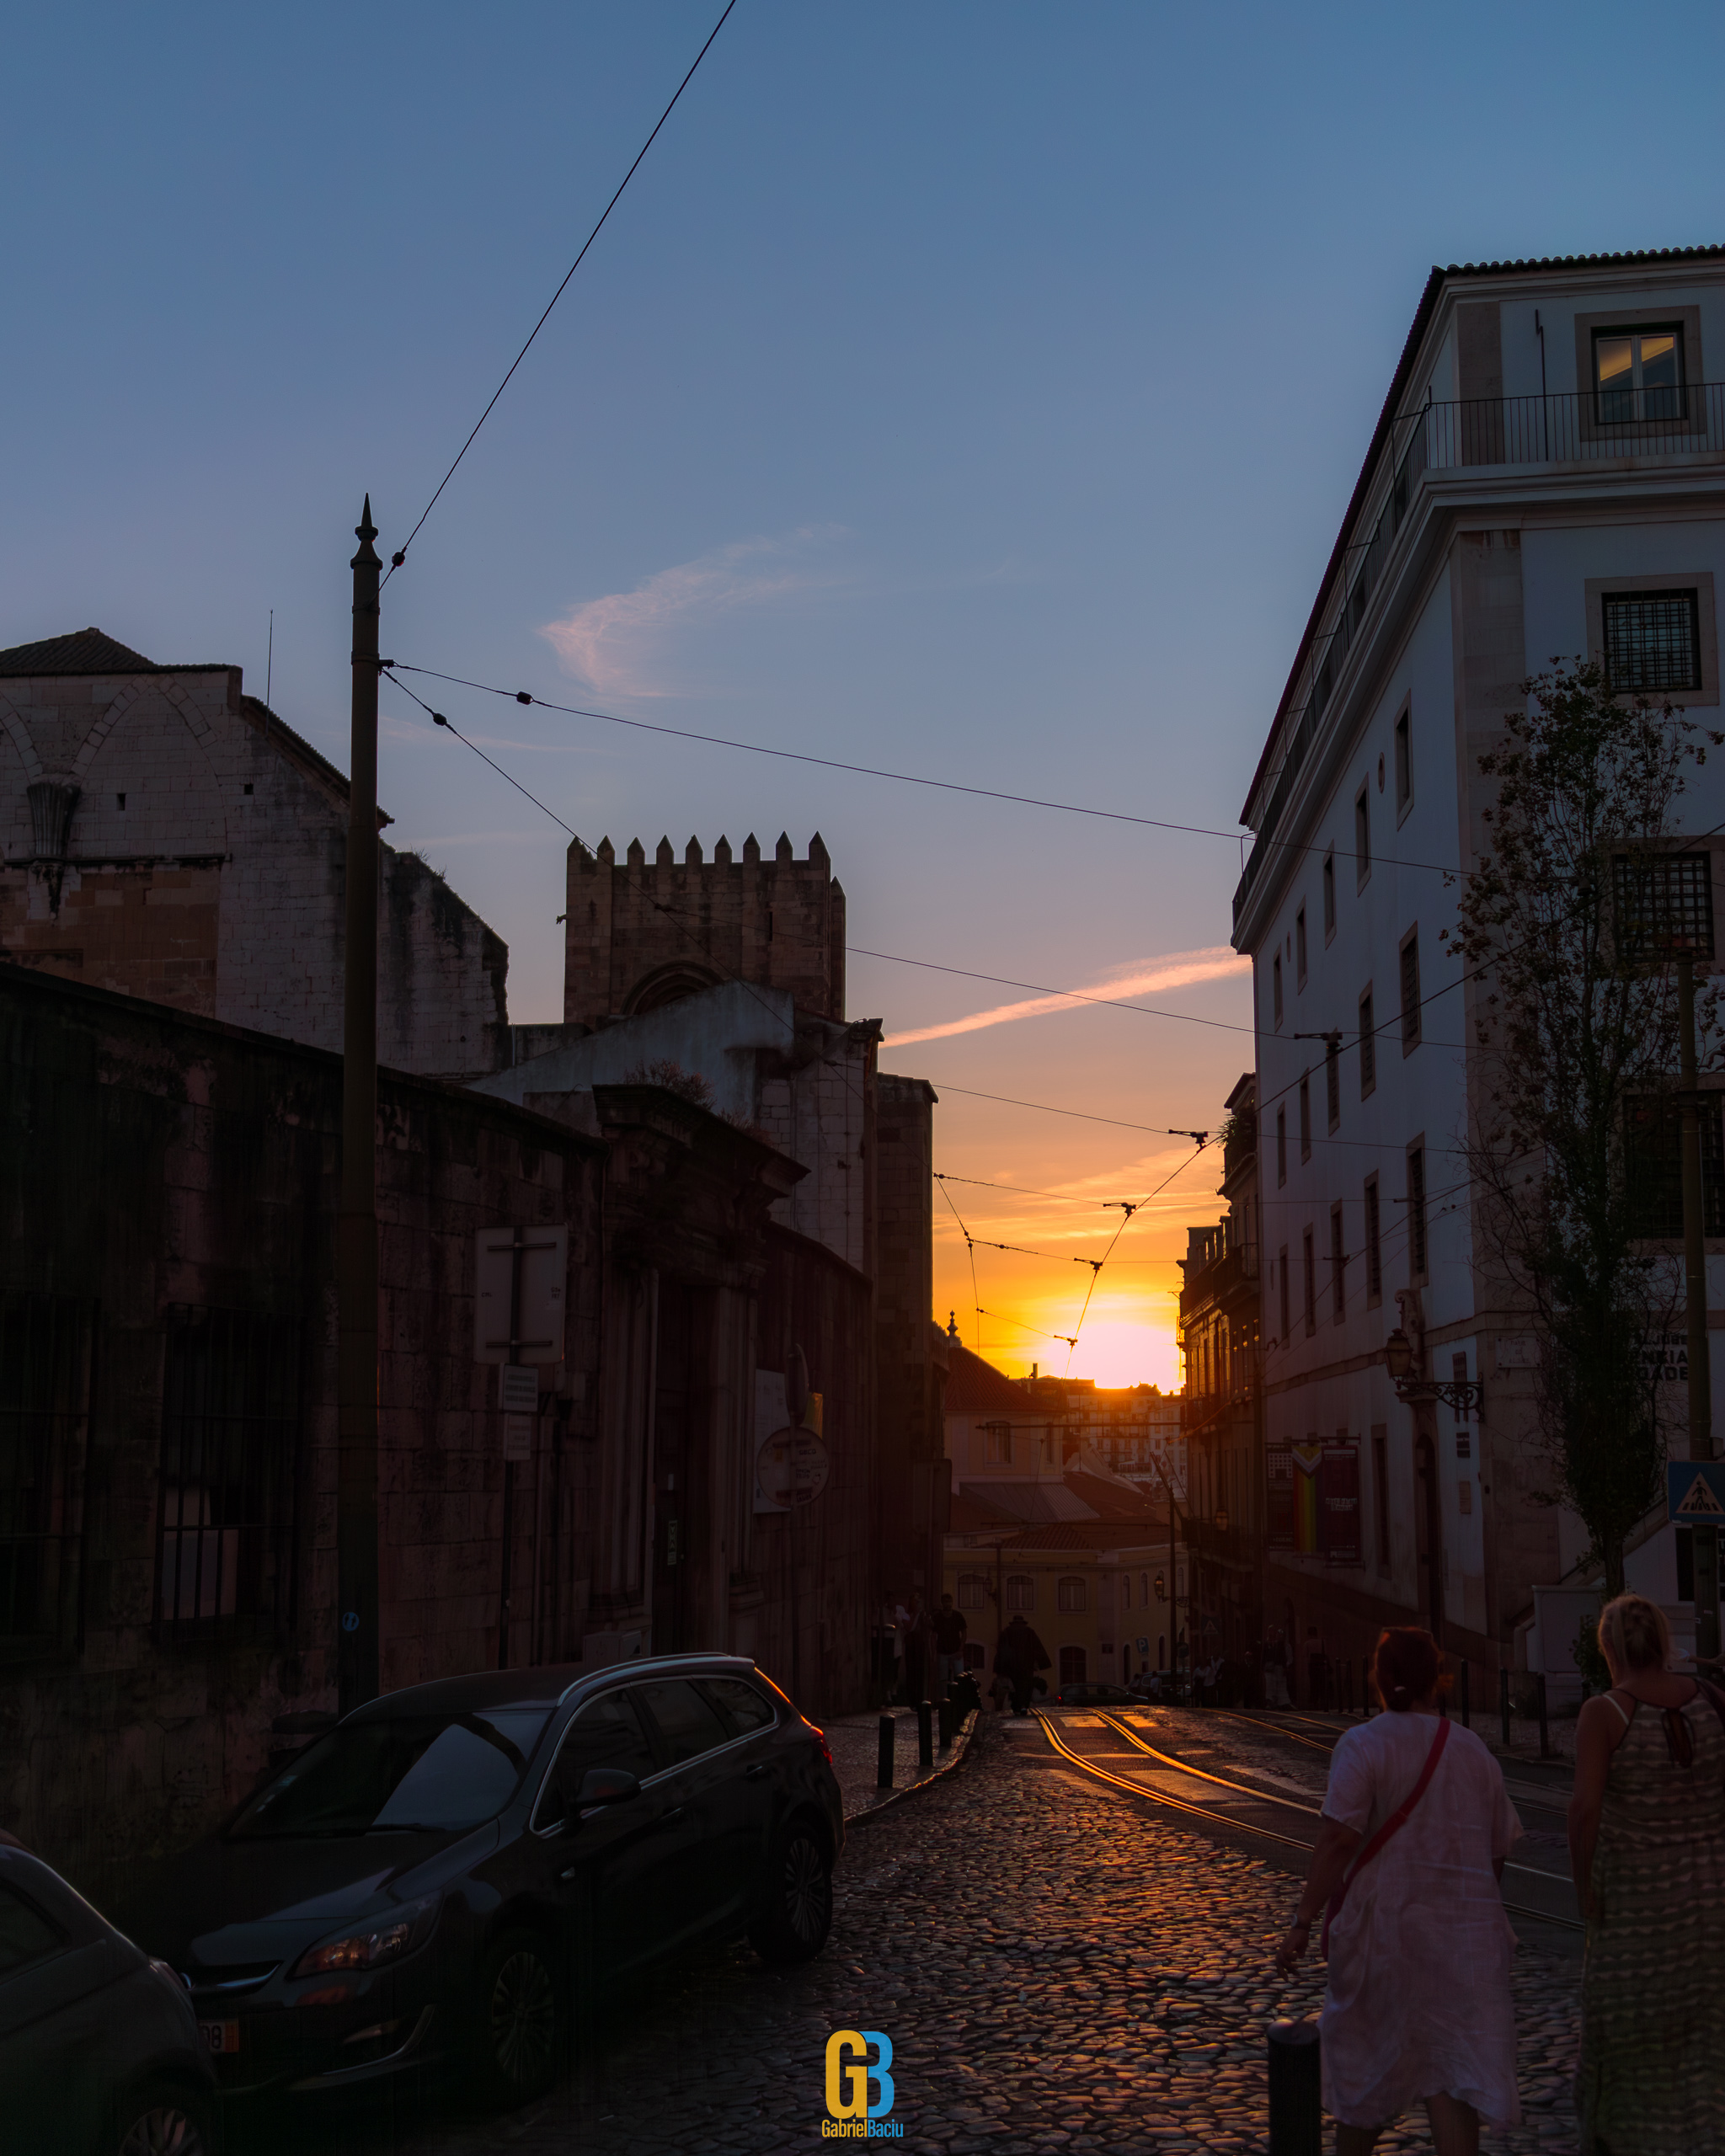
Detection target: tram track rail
<box><xmin>1034</xmin><ymin>1708</ymin><xmax>1583</xmax><ymax>1934</ymax></box>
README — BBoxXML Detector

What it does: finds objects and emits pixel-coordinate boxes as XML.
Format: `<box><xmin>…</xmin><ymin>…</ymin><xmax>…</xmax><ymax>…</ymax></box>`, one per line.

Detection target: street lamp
<box><xmin>1384</xmin><ymin>1324</ymin><xmax>1484</xmax><ymax>1417</ymax></box>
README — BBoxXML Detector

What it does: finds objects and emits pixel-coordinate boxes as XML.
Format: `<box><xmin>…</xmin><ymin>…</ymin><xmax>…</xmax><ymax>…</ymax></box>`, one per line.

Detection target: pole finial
<box><xmin>357</xmin><ymin>494</ymin><xmax>377</xmax><ymax>542</ymax></box>
<box><xmin>351</xmin><ymin>495</ymin><xmax>382</xmax><ymax>571</ymax></box>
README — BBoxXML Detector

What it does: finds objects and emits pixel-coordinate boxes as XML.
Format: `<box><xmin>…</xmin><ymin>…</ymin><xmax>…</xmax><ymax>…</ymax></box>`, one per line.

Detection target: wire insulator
<box><xmin>515</xmin><ymin>691</ymin><xmax>533</xmax><ymax>706</ymax></box>
<box><xmin>433</xmin><ymin>712</ymin><xmax>448</xmax><ymax>728</ymax></box>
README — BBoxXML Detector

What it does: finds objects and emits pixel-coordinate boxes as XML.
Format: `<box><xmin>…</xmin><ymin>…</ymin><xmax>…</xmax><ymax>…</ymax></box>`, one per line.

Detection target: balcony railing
<box><xmin>1234</xmin><ymin>381</ymin><xmax>1725</xmax><ymax>927</ymax></box>
<box><xmin>1177</xmin><ymin>1239</ymin><xmax>1259</xmax><ymax>1321</ymax></box>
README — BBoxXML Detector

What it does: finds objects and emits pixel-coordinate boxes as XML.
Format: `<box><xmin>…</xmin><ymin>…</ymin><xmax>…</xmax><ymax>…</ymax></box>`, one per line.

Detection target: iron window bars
<box><xmin>157</xmin><ymin>1305</ymin><xmax>302</xmax><ymax>1643</ymax></box>
<box><xmin>1602</xmin><ymin>590</ymin><xmax>1703</xmax><ymax>695</ymax></box>
<box><xmin>1614</xmin><ymin>851</ymin><xmax>1716</xmax><ymax>962</ymax></box>
<box><xmin>0</xmin><ymin>1291</ymin><xmax>93</xmax><ymax>1653</ymax></box>
<box><xmin>1626</xmin><ymin>1094</ymin><xmax>1725</xmax><ymax>1241</ymax></box>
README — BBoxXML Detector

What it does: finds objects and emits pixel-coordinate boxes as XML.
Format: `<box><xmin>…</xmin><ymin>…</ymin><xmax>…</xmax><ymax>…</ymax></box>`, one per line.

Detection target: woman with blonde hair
<box><xmin>1275</xmin><ymin>1626</ymin><xmax>1522</xmax><ymax>2153</ymax></box>
<box><xmin>1569</xmin><ymin>1590</ymin><xmax>1725</xmax><ymax>2152</ymax></box>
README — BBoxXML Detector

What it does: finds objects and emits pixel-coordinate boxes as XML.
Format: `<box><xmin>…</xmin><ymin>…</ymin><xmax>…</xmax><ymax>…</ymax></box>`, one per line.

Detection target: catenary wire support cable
<box><xmin>382</xmin><ymin>2</ymin><xmax>738</xmax><ymax>584</ymax></box>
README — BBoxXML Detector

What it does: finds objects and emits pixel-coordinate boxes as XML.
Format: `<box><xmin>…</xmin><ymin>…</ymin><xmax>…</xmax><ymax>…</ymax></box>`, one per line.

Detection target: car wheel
<box><xmin>473</xmin><ymin>1927</ymin><xmax>560</xmax><ymax>2107</ymax></box>
<box><xmin>749</xmin><ymin>1822</ymin><xmax>833</xmax><ymax>1964</ymax></box>
<box><xmin>115</xmin><ymin>2083</ymin><xmax>213</xmax><ymax>2156</ymax></box>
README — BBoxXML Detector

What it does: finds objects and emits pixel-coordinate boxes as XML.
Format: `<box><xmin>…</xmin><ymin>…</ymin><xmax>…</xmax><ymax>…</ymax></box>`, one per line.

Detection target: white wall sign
<box><xmin>473</xmin><ymin>1226</ymin><xmax>568</xmax><ymax>1366</ymax></box>
<box><xmin>752</xmin><ymin>1368</ymin><xmax>830</xmax><ymax>1511</ymax></box>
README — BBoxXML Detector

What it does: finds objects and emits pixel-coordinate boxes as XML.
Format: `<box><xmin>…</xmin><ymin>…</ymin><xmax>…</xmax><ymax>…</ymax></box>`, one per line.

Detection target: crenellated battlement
<box><xmin>563</xmin><ymin>829</ymin><xmax>845</xmax><ymax>1025</ymax></box>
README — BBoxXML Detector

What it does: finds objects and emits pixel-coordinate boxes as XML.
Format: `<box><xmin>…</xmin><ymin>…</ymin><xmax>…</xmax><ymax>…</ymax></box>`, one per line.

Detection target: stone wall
<box><xmin>0</xmin><ymin>641</ymin><xmax>509</xmax><ymax>1077</ymax></box>
<box><xmin>563</xmin><ymin>829</ymin><xmax>846</xmax><ymax>1026</ymax></box>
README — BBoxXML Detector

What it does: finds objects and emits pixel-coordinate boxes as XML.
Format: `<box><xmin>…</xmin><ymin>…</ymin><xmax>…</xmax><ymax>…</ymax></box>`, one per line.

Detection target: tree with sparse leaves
<box><xmin>1450</xmin><ymin>659</ymin><xmax>1722</xmax><ymax>1594</ymax></box>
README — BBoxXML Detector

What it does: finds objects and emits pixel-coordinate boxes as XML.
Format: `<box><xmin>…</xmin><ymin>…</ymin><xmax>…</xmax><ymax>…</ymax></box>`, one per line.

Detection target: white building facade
<box><xmin>1231</xmin><ymin>248</ymin><xmax>1725</xmax><ymax>1704</ymax></box>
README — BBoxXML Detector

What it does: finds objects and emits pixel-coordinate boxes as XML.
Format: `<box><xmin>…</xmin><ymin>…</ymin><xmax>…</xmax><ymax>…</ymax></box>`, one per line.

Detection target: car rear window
<box><xmin>228</xmin><ymin>1707</ymin><xmax>551</xmax><ymax>1838</ymax></box>
<box><xmin>703</xmin><ymin>1677</ymin><xmax>777</xmax><ymax>1737</ymax></box>
<box><xmin>632</xmin><ymin>1679</ymin><xmax>731</xmax><ymax>1766</ymax></box>
<box><xmin>0</xmin><ymin>1883</ymin><xmax>64</xmax><ymax>1977</ymax></box>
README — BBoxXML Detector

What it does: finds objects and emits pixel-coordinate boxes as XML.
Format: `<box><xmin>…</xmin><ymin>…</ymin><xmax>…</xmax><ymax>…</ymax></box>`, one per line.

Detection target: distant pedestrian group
<box><xmin>1271</xmin><ymin>1598</ymin><xmax>1725</xmax><ymax>2154</ymax></box>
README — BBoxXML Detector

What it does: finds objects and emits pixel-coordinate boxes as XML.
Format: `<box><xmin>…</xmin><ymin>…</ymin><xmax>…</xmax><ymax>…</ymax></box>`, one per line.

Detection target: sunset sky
<box><xmin>8</xmin><ymin>4</ymin><xmax>1725</xmax><ymax>1388</ymax></box>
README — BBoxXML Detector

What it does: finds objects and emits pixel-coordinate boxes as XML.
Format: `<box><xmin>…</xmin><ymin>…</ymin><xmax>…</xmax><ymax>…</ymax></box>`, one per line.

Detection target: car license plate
<box><xmin>198</xmin><ymin>2020</ymin><xmax>241</xmax><ymax>2054</ymax></box>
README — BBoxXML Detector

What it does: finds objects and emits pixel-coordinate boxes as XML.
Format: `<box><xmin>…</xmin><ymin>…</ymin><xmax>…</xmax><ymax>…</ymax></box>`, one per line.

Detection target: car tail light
<box><xmin>804</xmin><ymin>1720</ymin><xmax>832</xmax><ymax>1768</ymax></box>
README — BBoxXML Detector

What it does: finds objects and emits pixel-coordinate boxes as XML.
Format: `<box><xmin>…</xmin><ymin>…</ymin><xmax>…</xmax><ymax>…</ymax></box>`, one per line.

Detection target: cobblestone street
<box><xmin>284</xmin><ymin>1714</ymin><xmax>1584</xmax><ymax>2156</ymax></box>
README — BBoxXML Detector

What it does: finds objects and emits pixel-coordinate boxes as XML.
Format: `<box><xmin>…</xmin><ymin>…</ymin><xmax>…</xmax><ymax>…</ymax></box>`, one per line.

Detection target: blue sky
<box><xmin>8</xmin><ymin>3</ymin><xmax>1725</xmax><ymax>1383</ymax></box>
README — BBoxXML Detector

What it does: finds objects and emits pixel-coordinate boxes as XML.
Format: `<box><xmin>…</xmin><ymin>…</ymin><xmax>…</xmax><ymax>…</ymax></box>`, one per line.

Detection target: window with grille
<box><xmin>1057</xmin><ymin>1576</ymin><xmax>1087</xmax><ymax>1613</ymax></box>
<box><xmin>1400</xmin><ymin>930</ymin><xmax>1421</xmax><ymax>1051</ymax></box>
<box><xmin>1602</xmin><ymin>590</ymin><xmax>1702</xmax><ymax>694</ymax></box>
<box><xmin>1615</xmin><ymin>851</ymin><xmax>1715</xmax><ymax>959</ymax></box>
<box><xmin>0</xmin><ymin>1293</ymin><xmax>93</xmax><ymax>1649</ymax></box>
<box><xmin>158</xmin><ymin>1307</ymin><xmax>301</xmax><ymax>1640</ymax></box>
<box><xmin>1359</xmin><ymin>988</ymin><xmax>1376</xmax><ymax>1097</ymax></box>
<box><xmin>957</xmin><ymin>1572</ymin><xmax>987</xmax><ymax>1610</ymax></box>
<box><xmin>1005</xmin><ymin>1574</ymin><xmax>1035</xmax><ymax>1611</ymax></box>
<box><xmin>1407</xmin><ymin>1146</ymin><xmax>1429</xmax><ymax>1278</ymax></box>
<box><xmin>1299</xmin><ymin>1074</ymin><xmax>1311</xmax><ymax>1161</ymax></box>
<box><xmin>1365</xmin><ymin>1175</ymin><xmax>1382</xmax><ymax>1302</ymax></box>
<box><xmin>1626</xmin><ymin>1094</ymin><xmax>1725</xmax><ymax>1239</ymax></box>
<box><xmin>1331</xmin><ymin>1205</ymin><xmax>1346</xmax><ymax>1319</ymax></box>
<box><xmin>1326</xmin><ymin>1038</ymin><xmax>1341</xmax><ymax>1133</ymax></box>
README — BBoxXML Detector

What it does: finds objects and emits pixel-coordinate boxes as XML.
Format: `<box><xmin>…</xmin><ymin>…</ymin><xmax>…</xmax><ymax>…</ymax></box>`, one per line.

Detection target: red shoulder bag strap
<box><xmin>1322</xmin><ymin>1716</ymin><xmax>1451</xmax><ymax>1959</ymax></box>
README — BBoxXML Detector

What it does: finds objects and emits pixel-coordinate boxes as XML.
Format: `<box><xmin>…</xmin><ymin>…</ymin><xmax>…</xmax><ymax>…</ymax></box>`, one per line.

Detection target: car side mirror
<box><xmin>575</xmin><ymin>1767</ymin><xmax>641</xmax><ymax>1810</ymax></box>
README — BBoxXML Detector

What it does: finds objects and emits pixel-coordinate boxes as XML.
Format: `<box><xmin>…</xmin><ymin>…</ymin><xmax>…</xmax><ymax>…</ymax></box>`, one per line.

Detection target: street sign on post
<box><xmin>473</xmin><ymin>1227</ymin><xmax>567</xmax><ymax>1365</ymax></box>
<box><xmin>1669</xmin><ymin>1460</ymin><xmax>1725</xmax><ymax>1521</ymax></box>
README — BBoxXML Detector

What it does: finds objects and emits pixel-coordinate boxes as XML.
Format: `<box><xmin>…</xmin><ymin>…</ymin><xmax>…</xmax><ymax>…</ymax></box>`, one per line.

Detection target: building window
<box><xmin>1296</xmin><ymin>907</ymin><xmax>1308</xmax><ymax>989</ymax></box>
<box><xmin>1626</xmin><ymin>1093</ymin><xmax>1725</xmax><ymax>1238</ymax></box>
<box><xmin>1302</xmin><ymin>1228</ymin><xmax>1316</xmax><ymax>1337</ymax></box>
<box><xmin>1005</xmin><ymin>1574</ymin><xmax>1035</xmax><ymax>1612</ymax></box>
<box><xmin>1057</xmin><ymin>1576</ymin><xmax>1087</xmax><ymax>1613</ymax></box>
<box><xmin>1277</xmin><ymin>1106</ymin><xmax>1288</xmax><ymax>1187</ymax></box>
<box><xmin>1395</xmin><ymin>708</ymin><xmax>1412</xmax><ymax>814</ymax></box>
<box><xmin>1331</xmin><ymin>1203</ymin><xmax>1346</xmax><ymax>1320</ymax></box>
<box><xmin>1273</xmin><ymin>953</ymin><xmax>1284</xmax><ymax>1027</ymax></box>
<box><xmin>1407</xmin><ymin>1145</ymin><xmax>1428</xmax><ymax>1279</ymax></box>
<box><xmin>1400</xmin><ymin>928</ymin><xmax>1421</xmax><ymax>1051</ymax></box>
<box><xmin>1279</xmin><ymin>1245</ymin><xmax>1290</xmax><ymax>1341</ymax></box>
<box><xmin>958</xmin><ymin>1572</ymin><xmax>988</xmax><ymax>1609</ymax></box>
<box><xmin>1059</xmin><ymin>1645</ymin><xmax>1087</xmax><ymax>1684</ymax></box>
<box><xmin>1615</xmin><ymin>849</ymin><xmax>1715</xmax><ymax>958</ymax></box>
<box><xmin>1326</xmin><ymin>1038</ymin><xmax>1341</xmax><ymax>1134</ymax></box>
<box><xmin>1299</xmin><ymin>1074</ymin><xmax>1311</xmax><ymax>1161</ymax></box>
<box><xmin>1365</xmin><ymin>1173</ymin><xmax>1382</xmax><ymax>1303</ymax></box>
<box><xmin>1602</xmin><ymin>590</ymin><xmax>1703</xmax><ymax>695</ymax></box>
<box><xmin>1121</xmin><ymin>1572</ymin><xmax>1131</xmax><ymax>1609</ymax></box>
<box><xmin>1355</xmin><ymin>785</ymin><xmax>1370</xmax><ymax>888</ymax></box>
<box><xmin>1371</xmin><ymin>1424</ymin><xmax>1391</xmax><ymax>1574</ymax></box>
<box><xmin>1322</xmin><ymin>851</ymin><xmax>1337</xmax><ymax>942</ymax></box>
<box><xmin>158</xmin><ymin>1306</ymin><xmax>301</xmax><ymax>1638</ymax></box>
<box><xmin>1359</xmin><ymin>987</ymin><xmax>1376</xmax><ymax>1097</ymax></box>
<box><xmin>0</xmin><ymin>1292</ymin><xmax>93</xmax><ymax>1648</ymax></box>
<box><xmin>984</xmin><ymin>1422</ymin><xmax>1012</xmax><ymax>1465</ymax></box>
<box><xmin>1593</xmin><ymin>325</ymin><xmax>1685</xmax><ymax>424</ymax></box>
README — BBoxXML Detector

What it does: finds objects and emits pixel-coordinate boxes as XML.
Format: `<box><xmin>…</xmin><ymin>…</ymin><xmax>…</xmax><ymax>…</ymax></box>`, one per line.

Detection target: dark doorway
<box><xmin>652</xmin><ymin>1283</ymin><xmax>696</xmax><ymax>1657</ymax></box>
<box><xmin>1414</xmin><ymin>1432</ymin><xmax>1443</xmax><ymax>1639</ymax></box>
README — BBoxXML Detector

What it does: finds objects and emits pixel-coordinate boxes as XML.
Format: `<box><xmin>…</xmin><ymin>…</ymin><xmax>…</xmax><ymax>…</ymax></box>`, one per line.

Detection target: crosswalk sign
<box><xmin>1668</xmin><ymin>1461</ymin><xmax>1725</xmax><ymax>1520</ymax></box>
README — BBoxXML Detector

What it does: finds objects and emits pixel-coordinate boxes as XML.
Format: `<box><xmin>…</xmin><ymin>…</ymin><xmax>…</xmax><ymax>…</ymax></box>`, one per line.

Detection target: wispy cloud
<box><xmin>539</xmin><ymin>527</ymin><xmax>849</xmax><ymax>698</ymax></box>
<box><xmin>882</xmin><ymin>946</ymin><xmax>1250</xmax><ymax>1048</ymax></box>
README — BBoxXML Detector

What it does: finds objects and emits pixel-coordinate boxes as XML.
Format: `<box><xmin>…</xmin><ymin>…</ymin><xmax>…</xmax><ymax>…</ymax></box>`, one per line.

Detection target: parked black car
<box><xmin>122</xmin><ymin>1653</ymin><xmax>843</xmax><ymax>2110</ymax></box>
<box><xmin>0</xmin><ymin>1840</ymin><xmax>220</xmax><ymax>2154</ymax></box>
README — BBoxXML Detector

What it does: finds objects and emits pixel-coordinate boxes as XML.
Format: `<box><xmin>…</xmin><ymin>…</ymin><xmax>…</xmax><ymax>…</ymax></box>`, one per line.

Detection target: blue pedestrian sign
<box><xmin>1667</xmin><ymin>1461</ymin><xmax>1725</xmax><ymax>1521</ymax></box>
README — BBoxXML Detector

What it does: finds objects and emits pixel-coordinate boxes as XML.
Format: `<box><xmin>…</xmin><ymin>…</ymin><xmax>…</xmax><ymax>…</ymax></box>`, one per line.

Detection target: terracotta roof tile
<box><xmin>0</xmin><ymin>627</ymin><xmax>231</xmax><ymax>678</ymax></box>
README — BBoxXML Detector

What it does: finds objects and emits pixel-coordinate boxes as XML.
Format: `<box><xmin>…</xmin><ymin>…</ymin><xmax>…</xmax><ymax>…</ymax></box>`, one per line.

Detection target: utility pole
<box><xmin>1678</xmin><ymin>950</ymin><xmax>1718</xmax><ymax>1662</ymax></box>
<box><xmin>338</xmin><ymin>498</ymin><xmax>382</xmax><ymax>1715</ymax></box>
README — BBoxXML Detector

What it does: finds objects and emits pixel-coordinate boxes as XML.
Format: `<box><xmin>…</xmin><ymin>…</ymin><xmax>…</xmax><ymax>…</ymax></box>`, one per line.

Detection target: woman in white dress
<box><xmin>1274</xmin><ymin>1627</ymin><xmax>1524</xmax><ymax>2154</ymax></box>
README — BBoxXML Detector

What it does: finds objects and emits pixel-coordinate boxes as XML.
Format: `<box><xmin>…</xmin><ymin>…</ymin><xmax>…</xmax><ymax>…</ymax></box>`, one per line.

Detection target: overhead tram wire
<box><xmin>381</xmin><ymin>1</ymin><xmax>737</xmax><ymax>585</ymax></box>
<box><xmin>383</xmin><ymin>661</ymin><xmax>1471</xmax><ymax>883</ymax></box>
<box><xmin>1061</xmin><ymin>1139</ymin><xmax>1210</xmax><ymax>1374</ymax></box>
<box><xmin>936</xmin><ymin>1178</ymin><xmax>985</xmax><ymax>1351</ymax></box>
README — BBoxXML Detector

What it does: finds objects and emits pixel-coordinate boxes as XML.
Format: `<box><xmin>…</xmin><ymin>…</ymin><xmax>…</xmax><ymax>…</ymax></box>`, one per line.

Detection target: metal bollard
<box><xmin>1500</xmin><ymin>1666</ymin><xmax>1511</xmax><ymax>1748</ymax></box>
<box><xmin>1536</xmin><ymin>1673</ymin><xmax>1551</xmax><ymax>1760</ymax></box>
<box><xmin>937</xmin><ymin>1698</ymin><xmax>953</xmax><ymax>1750</ymax></box>
<box><xmin>1267</xmin><ymin>2018</ymin><xmax>1322</xmax><ymax>2156</ymax></box>
<box><xmin>877</xmin><ymin>1713</ymin><xmax>895</xmax><ymax>1789</ymax></box>
<box><xmin>1461</xmin><ymin>1659</ymin><xmax>1471</xmax><ymax>1730</ymax></box>
<box><xmin>917</xmin><ymin>1698</ymin><xmax>934</xmax><ymax>1769</ymax></box>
